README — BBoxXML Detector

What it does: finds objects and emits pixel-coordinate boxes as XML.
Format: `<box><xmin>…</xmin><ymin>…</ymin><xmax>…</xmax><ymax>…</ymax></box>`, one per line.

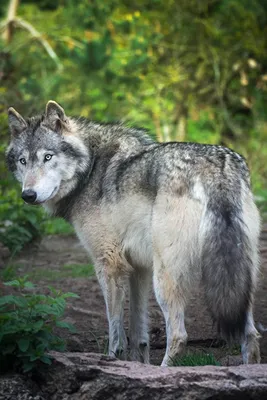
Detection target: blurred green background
<box><xmin>0</xmin><ymin>0</ymin><xmax>267</xmax><ymax>253</ymax></box>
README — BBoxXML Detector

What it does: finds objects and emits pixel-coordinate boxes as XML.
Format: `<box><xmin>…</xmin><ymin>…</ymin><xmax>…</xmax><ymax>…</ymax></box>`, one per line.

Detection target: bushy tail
<box><xmin>201</xmin><ymin>199</ymin><xmax>254</xmax><ymax>341</ymax></box>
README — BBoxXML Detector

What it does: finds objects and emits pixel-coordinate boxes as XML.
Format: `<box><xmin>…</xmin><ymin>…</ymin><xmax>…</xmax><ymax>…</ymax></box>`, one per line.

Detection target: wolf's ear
<box><xmin>8</xmin><ymin>107</ymin><xmax>27</xmax><ymax>136</ymax></box>
<box><xmin>45</xmin><ymin>100</ymin><xmax>67</xmax><ymax>133</ymax></box>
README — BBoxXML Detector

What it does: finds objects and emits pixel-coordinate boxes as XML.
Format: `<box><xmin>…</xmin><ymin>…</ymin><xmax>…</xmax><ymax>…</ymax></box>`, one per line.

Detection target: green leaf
<box><xmin>61</xmin><ymin>292</ymin><xmax>80</xmax><ymax>299</ymax></box>
<box><xmin>33</xmin><ymin>304</ymin><xmax>56</xmax><ymax>315</ymax></box>
<box><xmin>30</xmin><ymin>354</ymin><xmax>40</xmax><ymax>362</ymax></box>
<box><xmin>4</xmin><ymin>280</ymin><xmax>20</xmax><ymax>287</ymax></box>
<box><xmin>17</xmin><ymin>338</ymin><xmax>30</xmax><ymax>352</ymax></box>
<box><xmin>24</xmin><ymin>281</ymin><xmax>35</xmax><ymax>289</ymax></box>
<box><xmin>22</xmin><ymin>362</ymin><xmax>34</xmax><ymax>372</ymax></box>
<box><xmin>31</xmin><ymin>320</ymin><xmax>44</xmax><ymax>332</ymax></box>
<box><xmin>40</xmin><ymin>355</ymin><xmax>52</xmax><ymax>365</ymax></box>
<box><xmin>56</xmin><ymin>320</ymin><xmax>76</xmax><ymax>332</ymax></box>
<box><xmin>0</xmin><ymin>295</ymin><xmax>27</xmax><ymax>307</ymax></box>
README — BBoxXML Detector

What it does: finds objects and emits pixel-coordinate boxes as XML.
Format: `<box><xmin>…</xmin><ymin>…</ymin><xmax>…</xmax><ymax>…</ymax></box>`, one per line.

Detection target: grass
<box><xmin>0</xmin><ymin>263</ymin><xmax>95</xmax><ymax>282</ymax></box>
<box><xmin>62</xmin><ymin>263</ymin><xmax>95</xmax><ymax>278</ymax></box>
<box><xmin>172</xmin><ymin>351</ymin><xmax>220</xmax><ymax>366</ymax></box>
<box><xmin>29</xmin><ymin>263</ymin><xmax>95</xmax><ymax>281</ymax></box>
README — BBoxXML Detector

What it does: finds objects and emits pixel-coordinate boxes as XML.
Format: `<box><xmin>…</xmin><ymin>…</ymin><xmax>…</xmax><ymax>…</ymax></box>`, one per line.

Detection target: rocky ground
<box><xmin>1</xmin><ymin>224</ymin><xmax>267</xmax><ymax>399</ymax></box>
<box><xmin>2</xmin><ymin>352</ymin><xmax>267</xmax><ymax>399</ymax></box>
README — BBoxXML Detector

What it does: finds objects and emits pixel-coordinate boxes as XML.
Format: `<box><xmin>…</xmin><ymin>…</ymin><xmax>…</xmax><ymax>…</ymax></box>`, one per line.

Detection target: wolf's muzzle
<box><xmin>21</xmin><ymin>189</ymin><xmax>37</xmax><ymax>204</ymax></box>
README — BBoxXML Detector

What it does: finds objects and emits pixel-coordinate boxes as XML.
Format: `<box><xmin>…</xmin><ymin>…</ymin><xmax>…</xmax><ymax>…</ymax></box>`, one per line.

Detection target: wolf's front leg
<box><xmin>129</xmin><ymin>268</ymin><xmax>151</xmax><ymax>363</ymax></box>
<box><xmin>95</xmin><ymin>265</ymin><xmax>128</xmax><ymax>359</ymax></box>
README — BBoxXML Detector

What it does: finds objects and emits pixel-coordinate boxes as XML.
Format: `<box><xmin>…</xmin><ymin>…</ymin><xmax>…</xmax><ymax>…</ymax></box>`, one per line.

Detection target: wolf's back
<box><xmin>200</xmin><ymin>175</ymin><xmax>260</xmax><ymax>341</ymax></box>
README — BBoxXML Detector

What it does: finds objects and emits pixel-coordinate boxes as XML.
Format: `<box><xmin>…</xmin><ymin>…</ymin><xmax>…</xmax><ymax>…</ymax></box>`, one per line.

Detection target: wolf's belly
<box><xmin>110</xmin><ymin>195</ymin><xmax>154</xmax><ymax>269</ymax></box>
<box><xmin>122</xmin><ymin>223</ymin><xmax>153</xmax><ymax>269</ymax></box>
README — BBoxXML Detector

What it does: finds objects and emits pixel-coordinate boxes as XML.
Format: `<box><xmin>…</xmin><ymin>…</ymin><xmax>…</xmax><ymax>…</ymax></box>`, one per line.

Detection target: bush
<box><xmin>0</xmin><ymin>182</ymin><xmax>44</xmax><ymax>254</ymax></box>
<box><xmin>0</xmin><ymin>182</ymin><xmax>73</xmax><ymax>254</ymax></box>
<box><xmin>0</xmin><ymin>276</ymin><xmax>78</xmax><ymax>373</ymax></box>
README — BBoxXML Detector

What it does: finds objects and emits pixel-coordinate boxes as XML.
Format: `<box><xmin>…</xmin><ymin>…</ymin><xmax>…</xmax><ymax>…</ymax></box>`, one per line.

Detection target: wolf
<box><xmin>6</xmin><ymin>101</ymin><xmax>261</xmax><ymax>366</ymax></box>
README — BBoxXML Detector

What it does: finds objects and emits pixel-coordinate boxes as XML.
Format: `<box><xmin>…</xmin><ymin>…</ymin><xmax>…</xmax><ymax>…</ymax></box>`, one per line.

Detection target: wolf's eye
<box><xmin>44</xmin><ymin>154</ymin><xmax>53</xmax><ymax>162</ymax></box>
<box><xmin>19</xmin><ymin>158</ymin><xmax>26</xmax><ymax>165</ymax></box>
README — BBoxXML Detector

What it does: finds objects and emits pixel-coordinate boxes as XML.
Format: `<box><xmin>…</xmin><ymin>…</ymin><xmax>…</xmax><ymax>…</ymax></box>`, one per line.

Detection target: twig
<box><xmin>0</xmin><ymin>13</ymin><xmax>63</xmax><ymax>70</ymax></box>
<box><xmin>14</xmin><ymin>18</ymin><xmax>63</xmax><ymax>70</ymax></box>
<box><xmin>67</xmin><ymin>305</ymin><xmax>104</xmax><ymax>318</ymax></box>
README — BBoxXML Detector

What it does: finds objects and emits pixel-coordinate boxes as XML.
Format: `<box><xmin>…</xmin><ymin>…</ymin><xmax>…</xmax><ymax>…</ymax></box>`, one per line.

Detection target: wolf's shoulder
<box><xmin>76</xmin><ymin>119</ymin><xmax>154</xmax><ymax>148</ymax></box>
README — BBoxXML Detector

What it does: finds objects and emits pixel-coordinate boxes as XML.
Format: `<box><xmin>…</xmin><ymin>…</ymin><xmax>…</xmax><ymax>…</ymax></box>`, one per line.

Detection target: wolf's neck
<box><xmin>44</xmin><ymin>159</ymin><xmax>93</xmax><ymax>221</ymax></box>
<box><xmin>72</xmin><ymin>118</ymin><xmax>154</xmax><ymax>153</ymax></box>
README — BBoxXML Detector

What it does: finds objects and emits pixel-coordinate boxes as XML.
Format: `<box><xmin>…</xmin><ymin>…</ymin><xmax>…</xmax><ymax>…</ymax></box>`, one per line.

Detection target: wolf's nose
<box><xmin>21</xmin><ymin>189</ymin><xmax>37</xmax><ymax>204</ymax></box>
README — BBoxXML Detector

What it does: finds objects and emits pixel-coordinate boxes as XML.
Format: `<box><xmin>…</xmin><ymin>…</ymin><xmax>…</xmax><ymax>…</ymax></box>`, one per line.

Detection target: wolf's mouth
<box><xmin>32</xmin><ymin>186</ymin><xmax>59</xmax><ymax>205</ymax></box>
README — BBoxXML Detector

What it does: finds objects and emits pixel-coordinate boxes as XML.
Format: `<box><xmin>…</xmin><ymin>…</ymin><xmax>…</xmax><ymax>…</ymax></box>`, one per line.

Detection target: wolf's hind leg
<box><xmin>95</xmin><ymin>266</ymin><xmax>128</xmax><ymax>360</ymax></box>
<box><xmin>129</xmin><ymin>268</ymin><xmax>151</xmax><ymax>363</ymax></box>
<box><xmin>153</xmin><ymin>257</ymin><xmax>189</xmax><ymax>367</ymax></box>
<box><xmin>152</xmin><ymin>196</ymin><xmax>202</xmax><ymax>366</ymax></box>
<box><xmin>241</xmin><ymin>195</ymin><xmax>261</xmax><ymax>364</ymax></box>
<box><xmin>241</xmin><ymin>309</ymin><xmax>261</xmax><ymax>364</ymax></box>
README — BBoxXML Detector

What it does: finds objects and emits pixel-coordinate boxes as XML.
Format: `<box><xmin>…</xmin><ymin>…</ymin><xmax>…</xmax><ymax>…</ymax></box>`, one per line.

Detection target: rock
<box><xmin>1</xmin><ymin>352</ymin><xmax>267</xmax><ymax>399</ymax></box>
<box><xmin>0</xmin><ymin>374</ymin><xmax>43</xmax><ymax>400</ymax></box>
<box><xmin>40</xmin><ymin>352</ymin><xmax>267</xmax><ymax>399</ymax></box>
<box><xmin>219</xmin><ymin>354</ymin><xmax>243</xmax><ymax>366</ymax></box>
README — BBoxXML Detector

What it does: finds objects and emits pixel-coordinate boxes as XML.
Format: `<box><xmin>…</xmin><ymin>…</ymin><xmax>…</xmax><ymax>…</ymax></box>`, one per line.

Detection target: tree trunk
<box><xmin>176</xmin><ymin>114</ymin><xmax>187</xmax><ymax>142</ymax></box>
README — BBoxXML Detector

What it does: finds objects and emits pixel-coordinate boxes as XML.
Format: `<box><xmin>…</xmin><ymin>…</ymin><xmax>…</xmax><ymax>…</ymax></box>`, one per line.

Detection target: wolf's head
<box><xmin>6</xmin><ymin>101</ymin><xmax>90</xmax><ymax>207</ymax></box>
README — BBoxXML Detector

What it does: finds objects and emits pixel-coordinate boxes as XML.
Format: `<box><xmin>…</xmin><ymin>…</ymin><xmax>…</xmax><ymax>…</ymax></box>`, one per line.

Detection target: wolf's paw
<box><xmin>115</xmin><ymin>348</ymin><xmax>125</xmax><ymax>358</ymax></box>
<box><xmin>129</xmin><ymin>341</ymin><xmax>150</xmax><ymax>364</ymax></box>
<box><xmin>248</xmin><ymin>349</ymin><xmax>261</xmax><ymax>364</ymax></box>
<box><xmin>109</xmin><ymin>347</ymin><xmax>127</xmax><ymax>360</ymax></box>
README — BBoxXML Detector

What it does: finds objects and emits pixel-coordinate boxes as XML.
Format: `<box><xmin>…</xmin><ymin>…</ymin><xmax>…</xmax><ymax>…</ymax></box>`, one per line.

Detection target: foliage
<box><xmin>1</xmin><ymin>262</ymin><xmax>95</xmax><ymax>282</ymax></box>
<box><xmin>41</xmin><ymin>218</ymin><xmax>74</xmax><ymax>236</ymax></box>
<box><xmin>1</xmin><ymin>0</ymin><xmax>267</xmax><ymax>137</ymax></box>
<box><xmin>0</xmin><ymin>184</ymin><xmax>44</xmax><ymax>254</ymax></box>
<box><xmin>7</xmin><ymin>263</ymin><xmax>95</xmax><ymax>282</ymax></box>
<box><xmin>172</xmin><ymin>351</ymin><xmax>220</xmax><ymax>367</ymax></box>
<box><xmin>0</xmin><ymin>276</ymin><xmax>78</xmax><ymax>373</ymax></box>
<box><xmin>0</xmin><ymin>179</ymin><xmax>73</xmax><ymax>253</ymax></box>
<box><xmin>0</xmin><ymin>0</ymin><xmax>267</xmax><ymax>245</ymax></box>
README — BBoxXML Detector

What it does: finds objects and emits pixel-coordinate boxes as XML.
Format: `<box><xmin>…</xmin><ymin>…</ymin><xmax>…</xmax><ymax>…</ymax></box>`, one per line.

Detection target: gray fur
<box><xmin>6</xmin><ymin>101</ymin><xmax>261</xmax><ymax>365</ymax></box>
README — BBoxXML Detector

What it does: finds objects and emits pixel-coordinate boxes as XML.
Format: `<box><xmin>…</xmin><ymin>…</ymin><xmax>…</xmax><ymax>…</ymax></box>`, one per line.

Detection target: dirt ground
<box><xmin>8</xmin><ymin>224</ymin><xmax>267</xmax><ymax>366</ymax></box>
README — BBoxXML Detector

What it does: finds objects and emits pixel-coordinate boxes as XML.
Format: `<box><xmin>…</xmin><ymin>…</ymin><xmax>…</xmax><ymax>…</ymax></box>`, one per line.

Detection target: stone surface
<box><xmin>0</xmin><ymin>374</ymin><xmax>43</xmax><ymax>400</ymax></box>
<box><xmin>1</xmin><ymin>352</ymin><xmax>267</xmax><ymax>399</ymax></box>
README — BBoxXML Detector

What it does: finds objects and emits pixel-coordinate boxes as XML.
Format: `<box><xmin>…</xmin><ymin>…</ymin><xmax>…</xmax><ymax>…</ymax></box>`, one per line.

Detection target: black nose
<box><xmin>21</xmin><ymin>189</ymin><xmax>37</xmax><ymax>204</ymax></box>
